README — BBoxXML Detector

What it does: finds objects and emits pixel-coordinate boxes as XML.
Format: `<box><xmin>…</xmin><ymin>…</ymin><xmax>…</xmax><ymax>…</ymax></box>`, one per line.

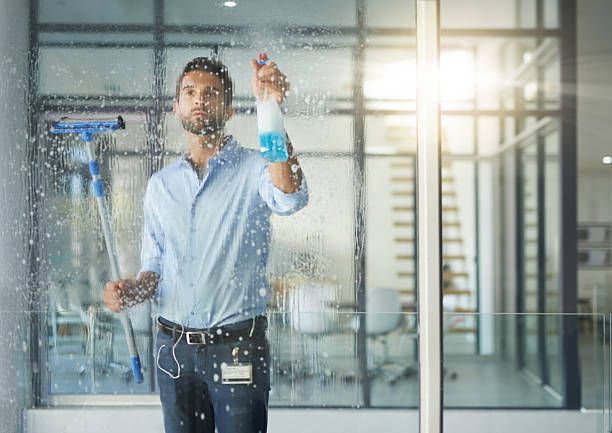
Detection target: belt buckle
<box><xmin>186</xmin><ymin>331</ymin><xmax>208</xmax><ymax>345</ymax></box>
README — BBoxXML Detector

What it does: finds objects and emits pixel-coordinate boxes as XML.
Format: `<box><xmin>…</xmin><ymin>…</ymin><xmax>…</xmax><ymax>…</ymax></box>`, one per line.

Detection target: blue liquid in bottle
<box><xmin>259</xmin><ymin>131</ymin><xmax>288</xmax><ymax>162</ymax></box>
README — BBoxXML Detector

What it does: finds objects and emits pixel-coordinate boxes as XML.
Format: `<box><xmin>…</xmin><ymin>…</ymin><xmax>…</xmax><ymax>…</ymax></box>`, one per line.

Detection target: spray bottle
<box><xmin>256</xmin><ymin>53</ymin><xmax>289</xmax><ymax>162</ymax></box>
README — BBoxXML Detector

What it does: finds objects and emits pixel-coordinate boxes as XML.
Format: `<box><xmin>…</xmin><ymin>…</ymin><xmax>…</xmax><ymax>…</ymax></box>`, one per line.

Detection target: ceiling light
<box><xmin>602</xmin><ymin>155</ymin><xmax>612</xmax><ymax>165</ymax></box>
<box><xmin>224</xmin><ymin>1</ymin><xmax>237</xmax><ymax>7</ymax></box>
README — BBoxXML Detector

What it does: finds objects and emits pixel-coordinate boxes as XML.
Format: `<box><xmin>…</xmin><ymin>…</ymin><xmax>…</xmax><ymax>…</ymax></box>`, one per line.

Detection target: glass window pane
<box><xmin>366</xmin><ymin>155</ymin><xmax>415</xmax><ymax>295</ymax></box>
<box><xmin>164</xmin><ymin>0</ymin><xmax>356</xmax><ymax>26</ymax></box>
<box><xmin>166</xmin><ymin>46</ymin><xmax>354</xmax><ymax>103</ymax></box>
<box><xmin>39</xmin><ymin>48</ymin><xmax>154</xmax><ymax>96</ymax></box>
<box><xmin>39</xmin><ymin>0</ymin><xmax>154</xmax><ymax>24</ymax></box>
<box><xmin>442</xmin><ymin>116</ymin><xmax>475</xmax><ymax>155</ymax></box>
<box><xmin>366</xmin><ymin>0</ymin><xmax>416</xmax><ymax>29</ymax></box>
<box><xmin>544</xmin><ymin>0</ymin><xmax>559</xmax><ymax>28</ymax></box>
<box><xmin>365</xmin><ymin>115</ymin><xmax>416</xmax><ymax>154</ymax></box>
<box><xmin>39</xmin><ymin>32</ymin><xmax>154</xmax><ymax>45</ymax></box>
<box><xmin>41</xmin><ymin>113</ymin><xmax>152</xmax><ymax>394</ymax></box>
<box><xmin>164</xmin><ymin>113</ymin><xmax>353</xmax><ymax>155</ymax></box>
<box><xmin>365</xmin><ymin>47</ymin><xmax>416</xmax><ymax>112</ymax></box>
<box><xmin>544</xmin><ymin>132</ymin><xmax>561</xmax><ymax>396</ymax></box>
<box><xmin>521</xmin><ymin>142</ymin><xmax>539</xmax><ymax>377</ymax></box>
<box><xmin>441</xmin><ymin>0</ymin><xmax>530</xmax><ymax>29</ymax></box>
<box><xmin>477</xmin><ymin>116</ymin><xmax>501</xmax><ymax>155</ymax></box>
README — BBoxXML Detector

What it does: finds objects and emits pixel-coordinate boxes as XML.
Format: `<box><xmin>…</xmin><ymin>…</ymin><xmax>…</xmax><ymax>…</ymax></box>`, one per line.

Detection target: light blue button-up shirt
<box><xmin>137</xmin><ymin>135</ymin><xmax>308</xmax><ymax>328</ymax></box>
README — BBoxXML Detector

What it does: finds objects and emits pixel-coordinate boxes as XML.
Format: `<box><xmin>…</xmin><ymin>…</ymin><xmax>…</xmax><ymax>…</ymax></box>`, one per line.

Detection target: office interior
<box><xmin>1</xmin><ymin>0</ymin><xmax>612</xmax><ymax>432</ymax></box>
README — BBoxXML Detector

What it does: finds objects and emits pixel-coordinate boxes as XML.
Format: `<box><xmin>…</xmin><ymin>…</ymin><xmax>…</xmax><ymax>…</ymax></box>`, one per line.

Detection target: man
<box><xmin>103</xmin><ymin>56</ymin><xmax>308</xmax><ymax>433</ymax></box>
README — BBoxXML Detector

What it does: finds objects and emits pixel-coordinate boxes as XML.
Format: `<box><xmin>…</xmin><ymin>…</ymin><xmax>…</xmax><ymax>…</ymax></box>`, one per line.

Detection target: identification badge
<box><xmin>221</xmin><ymin>364</ymin><xmax>252</xmax><ymax>385</ymax></box>
<box><xmin>221</xmin><ymin>347</ymin><xmax>253</xmax><ymax>385</ymax></box>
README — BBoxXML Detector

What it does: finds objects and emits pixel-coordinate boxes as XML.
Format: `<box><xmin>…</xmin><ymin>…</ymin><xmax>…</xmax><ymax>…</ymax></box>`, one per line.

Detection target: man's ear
<box><xmin>225</xmin><ymin>106</ymin><xmax>234</xmax><ymax>121</ymax></box>
<box><xmin>172</xmin><ymin>100</ymin><xmax>178</xmax><ymax>115</ymax></box>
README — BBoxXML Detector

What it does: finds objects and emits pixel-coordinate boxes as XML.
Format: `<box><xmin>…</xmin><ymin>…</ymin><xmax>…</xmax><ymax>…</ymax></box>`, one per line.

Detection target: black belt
<box><xmin>156</xmin><ymin>315</ymin><xmax>267</xmax><ymax>345</ymax></box>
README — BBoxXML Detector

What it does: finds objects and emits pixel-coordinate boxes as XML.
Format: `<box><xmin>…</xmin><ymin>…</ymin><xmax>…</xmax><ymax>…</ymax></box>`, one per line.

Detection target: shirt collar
<box><xmin>180</xmin><ymin>135</ymin><xmax>239</xmax><ymax>168</ymax></box>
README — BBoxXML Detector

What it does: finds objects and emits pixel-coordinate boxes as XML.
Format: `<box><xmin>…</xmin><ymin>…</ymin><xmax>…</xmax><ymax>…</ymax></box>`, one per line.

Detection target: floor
<box><xmin>45</xmin><ymin>315</ymin><xmax>605</xmax><ymax>410</ymax></box>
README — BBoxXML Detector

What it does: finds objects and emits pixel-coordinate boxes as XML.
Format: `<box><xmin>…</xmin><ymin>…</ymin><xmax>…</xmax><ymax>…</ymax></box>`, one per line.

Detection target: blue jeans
<box><xmin>155</xmin><ymin>317</ymin><xmax>270</xmax><ymax>433</ymax></box>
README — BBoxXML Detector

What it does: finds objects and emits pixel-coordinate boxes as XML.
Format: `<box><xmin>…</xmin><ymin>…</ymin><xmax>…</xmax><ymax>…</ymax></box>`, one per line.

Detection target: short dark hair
<box><xmin>175</xmin><ymin>57</ymin><xmax>233</xmax><ymax>107</ymax></box>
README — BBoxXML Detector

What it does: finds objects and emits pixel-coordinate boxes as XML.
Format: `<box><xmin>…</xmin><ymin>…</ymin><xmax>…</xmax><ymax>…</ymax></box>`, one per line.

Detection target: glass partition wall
<box><xmin>33</xmin><ymin>0</ymin><xmax>421</xmax><ymax>409</ymax></box>
<box><xmin>20</xmin><ymin>0</ymin><xmax>585</xmax><ymax>419</ymax></box>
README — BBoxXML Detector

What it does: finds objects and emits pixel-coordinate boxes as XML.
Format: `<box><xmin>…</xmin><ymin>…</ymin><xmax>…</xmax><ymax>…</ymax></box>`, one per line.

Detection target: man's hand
<box><xmin>103</xmin><ymin>279</ymin><xmax>137</xmax><ymax>313</ymax></box>
<box><xmin>103</xmin><ymin>272</ymin><xmax>159</xmax><ymax>312</ymax></box>
<box><xmin>250</xmin><ymin>58</ymin><xmax>290</xmax><ymax>103</ymax></box>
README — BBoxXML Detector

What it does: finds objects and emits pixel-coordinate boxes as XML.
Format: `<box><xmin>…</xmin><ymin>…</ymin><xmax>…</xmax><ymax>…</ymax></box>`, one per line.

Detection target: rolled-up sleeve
<box><xmin>258</xmin><ymin>164</ymin><xmax>309</xmax><ymax>216</ymax></box>
<box><xmin>137</xmin><ymin>176</ymin><xmax>164</xmax><ymax>277</ymax></box>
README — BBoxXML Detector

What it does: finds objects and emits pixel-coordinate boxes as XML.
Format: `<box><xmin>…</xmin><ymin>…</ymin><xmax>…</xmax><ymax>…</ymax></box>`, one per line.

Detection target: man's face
<box><xmin>173</xmin><ymin>71</ymin><xmax>233</xmax><ymax>137</ymax></box>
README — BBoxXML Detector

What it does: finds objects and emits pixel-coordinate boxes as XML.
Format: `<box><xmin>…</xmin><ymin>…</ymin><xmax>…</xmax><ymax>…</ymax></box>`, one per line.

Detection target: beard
<box><xmin>180</xmin><ymin>111</ymin><xmax>226</xmax><ymax>136</ymax></box>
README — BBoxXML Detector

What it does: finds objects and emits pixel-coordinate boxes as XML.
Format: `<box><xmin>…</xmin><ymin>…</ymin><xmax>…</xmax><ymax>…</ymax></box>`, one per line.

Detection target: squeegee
<box><xmin>50</xmin><ymin>116</ymin><xmax>143</xmax><ymax>384</ymax></box>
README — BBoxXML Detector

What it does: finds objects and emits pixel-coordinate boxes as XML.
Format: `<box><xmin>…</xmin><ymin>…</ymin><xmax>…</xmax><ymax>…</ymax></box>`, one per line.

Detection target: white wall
<box><xmin>0</xmin><ymin>0</ymin><xmax>30</xmax><ymax>432</ymax></box>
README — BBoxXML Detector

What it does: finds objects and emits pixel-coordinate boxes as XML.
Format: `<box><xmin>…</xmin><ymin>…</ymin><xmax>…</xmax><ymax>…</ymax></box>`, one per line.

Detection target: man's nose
<box><xmin>194</xmin><ymin>98</ymin><xmax>208</xmax><ymax>107</ymax></box>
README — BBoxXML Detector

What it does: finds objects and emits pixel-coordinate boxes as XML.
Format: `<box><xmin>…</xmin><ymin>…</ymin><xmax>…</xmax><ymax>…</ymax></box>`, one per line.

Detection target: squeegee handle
<box><xmin>85</xmin><ymin>139</ymin><xmax>143</xmax><ymax>384</ymax></box>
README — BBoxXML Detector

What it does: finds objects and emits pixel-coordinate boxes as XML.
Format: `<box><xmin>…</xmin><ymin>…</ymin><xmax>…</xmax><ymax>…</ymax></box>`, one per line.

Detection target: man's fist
<box><xmin>250</xmin><ymin>58</ymin><xmax>290</xmax><ymax>104</ymax></box>
<box><xmin>103</xmin><ymin>279</ymin><xmax>135</xmax><ymax>313</ymax></box>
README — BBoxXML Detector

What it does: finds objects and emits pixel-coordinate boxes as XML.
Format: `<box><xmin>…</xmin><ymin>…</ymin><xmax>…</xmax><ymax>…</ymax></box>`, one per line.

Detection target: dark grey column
<box><xmin>559</xmin><ymin>0</ymin><xmax>580</xmax><ymax>410</ymax></box>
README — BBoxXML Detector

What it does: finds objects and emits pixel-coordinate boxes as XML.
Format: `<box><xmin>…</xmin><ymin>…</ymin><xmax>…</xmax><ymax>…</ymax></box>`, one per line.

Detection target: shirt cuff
<box><xmin>271</xmin><ymin>175</ymin><xmax>309</xmax><ymax>211</ymax></box>
<box><xmin>137</xmin><ymin>260</ymin><xmax>161</xmax><ymax>279</ymax></box>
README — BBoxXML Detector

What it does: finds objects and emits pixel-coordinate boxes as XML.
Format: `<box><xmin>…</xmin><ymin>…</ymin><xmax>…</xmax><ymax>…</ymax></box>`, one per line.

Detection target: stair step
<box><xmin>448</xmin><ymin>327</ymin><xmax>477</xmax><ymax>334</ymax></box>
<box><xmin>444</xmin><ymin>289</ymin><xmax>472</xmax><ymax>295</ymax></box>
<box><xmin>391</xmin><ymin>176</ymin><xmax>454</xmax><ymax>183</ymax></box>
<box><xmin>525</xmin><ymin>290</ymin><xmax>558</xmax><ymax>297</ymax></box>
<box><xmin>525</xmin><ymin>272</ymin><xmax>555</xmax><ymax>279</ymax></box>
<box><xmin>392</xmin><ymin>221</ymin><xmax>461</xmax><ymax>228</ymax></box>
<box><xmin>390</xmin><ymin>160</ymin><xmax>451</xmax><ymax>169</ymax></box>
<box><xmin>394</xmin><ymin>237</ymin><xmax>463</xmax><ymax>244</ymax></box>
<box><xmin>392</xmin><ymin>206</ymin><xmax>459</xmax><ymax>212</ymax></box>
<box><xmin>398</xmin><ymin>271</ymin><xmax>469</xmax><ymax>278</ymax></box>
<box><xmin>398</xmin><ymin>289</ymin><xmax>473</xmax><ymax>296</ymax></box>
<box><xmin>391</xmin><ymin>190</ymin><xmax>456</xmax><ymax>197</ymax></box>
<box><xmin>453</xmin><ymin>307</ymin><xmax>478</xmax><ymax>313</ymax></box>
<box><xmin>395</xmin><ymin>254</ymin><xmax>466</xmax><ymax>261</ymax></box>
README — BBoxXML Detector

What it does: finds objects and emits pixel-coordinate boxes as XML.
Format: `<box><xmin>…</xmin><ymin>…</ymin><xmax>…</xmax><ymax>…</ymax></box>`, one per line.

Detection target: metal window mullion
<box><xmin>515</xmin><ymin>146</ymin><xmax>525</xmax><ymax>369</ymax></box>
<box><xmin>353</xmin><ymin>0</ymin><xmax>369</xmax><ymax>408</ymax></box>
<box><xmin>416</xmin><ymin>0</ymin><xmax>442</xmax><ymax>432</ymax></box>
<box><xmin>535</xmin><ymin>0</ymin><xmax>550</xmax><ymax>388</ymax></box>
<box><xmin>28</xmin><ymin>0</ymin><xmax>45</xmax><ymax>408</ymax></box>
